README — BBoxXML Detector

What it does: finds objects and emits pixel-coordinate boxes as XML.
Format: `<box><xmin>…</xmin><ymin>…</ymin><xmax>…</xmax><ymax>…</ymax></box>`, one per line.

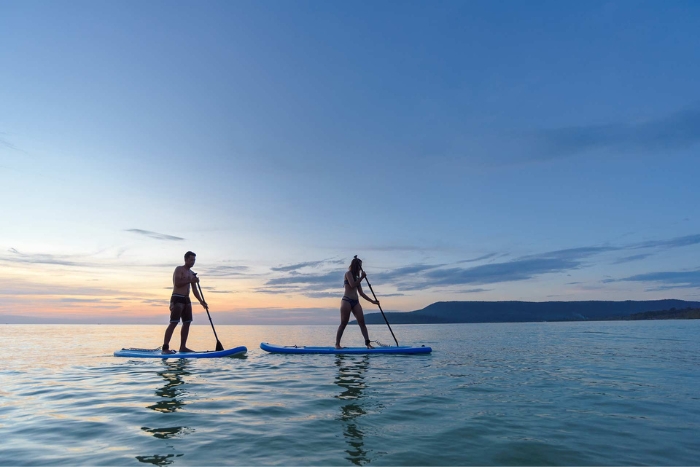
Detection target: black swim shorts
<box><xmin>169</xmin><ymin>294</ymin><xmax>193</xmax><ymax>323</ymax></box>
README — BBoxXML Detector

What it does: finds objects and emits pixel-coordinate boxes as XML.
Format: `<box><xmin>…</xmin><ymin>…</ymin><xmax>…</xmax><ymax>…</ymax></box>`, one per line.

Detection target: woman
<box><xmin>336</xmin><ymin>256</ymin><xmax>379</xmax><ymax>349</ymax></box>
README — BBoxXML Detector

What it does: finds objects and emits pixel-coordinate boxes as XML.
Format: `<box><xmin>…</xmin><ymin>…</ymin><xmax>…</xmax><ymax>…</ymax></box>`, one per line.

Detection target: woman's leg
<box><xmin>336</xmin><ymin>300</ymin><xmax>352</xmax><ymax>348</ymax></box>
<box><xmin>352</xmin><ymin>305</ymin><xmax>373</xmax><ymax>348</ymax></box>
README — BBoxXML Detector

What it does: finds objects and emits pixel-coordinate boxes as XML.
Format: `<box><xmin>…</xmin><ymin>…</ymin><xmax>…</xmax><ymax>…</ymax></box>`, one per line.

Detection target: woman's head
<box><xmin>349</xmin><ymin>255</ymin><xmax>362</xmax><ymax>278</ymax></box>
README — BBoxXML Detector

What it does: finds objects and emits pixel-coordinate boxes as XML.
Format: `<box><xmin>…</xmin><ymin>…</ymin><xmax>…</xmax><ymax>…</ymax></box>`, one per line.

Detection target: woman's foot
<box><xmin>179</xmin><ymin>347</ymin><xmax>195</xmax><ymax>353</ymax></box>
<box><xmin>366</xmin><ymin>343</ymin><xmax>374</xmax><ymax>349</ymax></box>
<box><xmin>335</xmin><ymin>344</ymin><xmax>344</xmax><ymax>349</ymax></box>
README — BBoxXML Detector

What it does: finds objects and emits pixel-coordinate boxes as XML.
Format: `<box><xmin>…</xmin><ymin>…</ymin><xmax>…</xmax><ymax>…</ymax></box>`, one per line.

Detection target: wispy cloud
<box><xmin>612</xmin><ymin>269</ymin><xmax>700</xmax><ymax>290</ymax></box>
<box><xmin>125</xmin><ymin>229</ymin><xmax>184</xmax><ymax>241</ymax></box>
<box><xmin>270</xmin><ymin>259</ymin><xmax>343</xmax><ymax>272</ymax></box>
<box><xmin>256</xmin><ymin>233</ymin><xmax>700</xmax><ymax>297</ymax></box>
<box><xmin>259</xmin><ymin>266</ymin><xmax>351</xmax><ymax>298</ymax></box>
<box><xmin>410</xmin><ymin>258</ymin><xmax>577</xmax><ymax>290</ymax></box>
<box><xmin>373</xmin><ymin>236</ymin><xmax>699</xmax><ymax>291</ymax></box>
<box><xmin>3</xmin><ymin>248</ymin><xmax>89</xmax><ymax>267</ymax></box>
<box><xmin>371</xmin><ymin>264</ymin><xmax>444</xmax><ymax>283</ymax></box>
<box><xmin>631</xmin><ymin>233</ymin><xmax>700</xmax><ymax>250</ymax></box>
<box><xmin>607</xmin><ymin>233</ymin><xmax>700</xmax><ymax>264</ymax></box>
<box><xmin>520</xmin><ymin>246</ymin><xmax>619</xmax><ymax>261</ymax></box>
<box><xmin>304</xmin><ymin>291</ymin><xmax>344</xmax><ymax>299</ymax></box>
<box><xmin>360</xmin><ymin>244</ymin><xmax>448</xmax><ymax>252</ymax></box>
<box><xmin>456</xmin><ymin>288</ymin><xmax>491</xmax><ymax>293</ymax></box>
<box><xmin>374</xmin><ymin>246</ymin><xmax>615</xmax><ymax>291</ymax></box>
<box><xmin>457</xmin><ymin>253</ymin><xmax>498</xmax><ymax>263</ymax></box>
<box><xmin>235</xmin><ymin>232</ymin><xmax>700</xmax><ymax>298</ymax></box>
<box><xmin>0</xmin><ymin>133</ymin><xmax>28</xmax><ymax>154</ymax></box>
<box><xmin>202</xmin><ymin>307</ymin><xmax>340</xmax><ymax>325</ymax></box>
<box><xmin>531</xmin><ymin>106</ymin><xmax>700</xmax><ymax>161</ymax></box>
<box><xmin>613</xmin><ymin>253</ymin><xmax>654</xmax><ymax>264</ymax></box>
<box><xmin>266</xmin><ymin>270</ymin><xmax>343</xmax><ymax>287</ymax></box>
<box><xmin>59</xmin><ymin>298</ymin><xmax>104</xmax><ymax>303</ymax></box>
<box><xmin>199</xmin><ymin>265</ymin><xmax>252</xmax><ymax>277</ymax></box>
<box><xmin>0</xmin><ymin>277</ymin><xmax>125</xmax><ymax>297</ymax></box>
<box><xmin>253</xmin><ymin>285</ymin><xmax>303</xmax><ymax>294</ymax></box>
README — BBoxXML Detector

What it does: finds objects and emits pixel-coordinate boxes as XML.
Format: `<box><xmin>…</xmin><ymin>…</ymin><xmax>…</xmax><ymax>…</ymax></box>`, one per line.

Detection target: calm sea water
<box><xmin>1</xmin><ymin>321</ymin><xmax>698</xmax><ymax>465</ymax></box>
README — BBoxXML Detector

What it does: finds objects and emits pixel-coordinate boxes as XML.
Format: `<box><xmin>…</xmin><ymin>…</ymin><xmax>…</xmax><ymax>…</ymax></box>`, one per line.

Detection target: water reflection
<box><xmin>138</xmin><ymin>359</ymin><xmax>193</xmax><ymax>465</ymax></box>
<box><xmin>146</xmin><ymin>359</ymin><xmax>192</xmax><ymax>414</ymax></box>
<box><xmin>135</xmin><ymin>453</ymin><xmax>183</xmax><ymax>465</ymax></box>
<box><xmin>335</xmin><ymin>355</ymin><xmax>371</xmax><ymax>465</ymax></box>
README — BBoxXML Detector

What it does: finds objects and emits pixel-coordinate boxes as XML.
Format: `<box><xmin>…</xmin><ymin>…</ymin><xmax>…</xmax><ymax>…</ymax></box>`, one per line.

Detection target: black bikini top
<box><xmin>344</xmin><ymin>275</ymin><xmax>359</xmax><ymax>286</ymax></box>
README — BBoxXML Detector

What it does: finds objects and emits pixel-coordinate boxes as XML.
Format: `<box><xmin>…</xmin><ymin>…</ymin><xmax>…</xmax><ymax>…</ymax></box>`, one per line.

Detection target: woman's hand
<box><xmin>374</xmin><ymin>299</ymin><xmax>380</xmax><ymax>306</ymax></box>
<box><xmin>360</xmin><ymin>270</ymin><xmax>367</xmax><ymax>280</ymax></box>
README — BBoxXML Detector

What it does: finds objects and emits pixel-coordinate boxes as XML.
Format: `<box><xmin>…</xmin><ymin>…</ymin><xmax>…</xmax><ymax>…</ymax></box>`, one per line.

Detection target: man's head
<box><xmin>184</xmin><ymin>251</ymin><xmax>196</xmax><ymax>267</ymax></box>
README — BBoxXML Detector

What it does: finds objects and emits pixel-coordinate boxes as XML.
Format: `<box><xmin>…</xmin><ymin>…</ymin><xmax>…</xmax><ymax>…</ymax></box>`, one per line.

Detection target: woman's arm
<box><xmin>346</xmin><ymin>271</ymin><xmax>366</xmax><ymax>289</ymax></box>
<box><xmin>357</xmin><ymin>284</ymin><xmax>378</xmax><ymax>305</ymax></box>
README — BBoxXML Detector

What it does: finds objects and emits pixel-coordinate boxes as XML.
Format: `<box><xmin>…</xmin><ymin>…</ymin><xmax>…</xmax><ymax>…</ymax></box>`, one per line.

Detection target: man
<box><xmin>162</xmin><ymin>251</ymin><xmax>207</xmax><ymax>354</ymax></box>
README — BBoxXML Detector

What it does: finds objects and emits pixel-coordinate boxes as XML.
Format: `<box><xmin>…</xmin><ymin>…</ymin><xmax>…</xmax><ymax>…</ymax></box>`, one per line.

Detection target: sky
<box><xmin>1</xmin><ymin>0</ymin><xmax>699</xmax><ymax>324</ymax></box>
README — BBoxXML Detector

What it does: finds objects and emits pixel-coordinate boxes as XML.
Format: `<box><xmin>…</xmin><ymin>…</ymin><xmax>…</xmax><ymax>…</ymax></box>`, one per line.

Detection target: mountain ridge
<box><xmin>357</xmin><ymin>299</ymin><xmax>700</xmax><ymax>324</ymax></box>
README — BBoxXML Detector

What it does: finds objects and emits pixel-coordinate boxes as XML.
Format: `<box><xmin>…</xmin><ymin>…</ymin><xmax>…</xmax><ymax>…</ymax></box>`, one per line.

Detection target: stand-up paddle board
<box><xmin>260</xmin><ymin>342</ymin><xmax>431</xmax><ymax>355</ymax></box>
<box><xmin>114</xmin><ymin>346</ymin><xmax>247</xmax><ymax>359</ymax></box>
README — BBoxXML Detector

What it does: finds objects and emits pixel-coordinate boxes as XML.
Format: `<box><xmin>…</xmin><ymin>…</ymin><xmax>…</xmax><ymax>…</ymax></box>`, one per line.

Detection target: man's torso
<box><xmin>172</xmin><ymin>265</ymin><xmax>194</xmax><ymax>296</ymax></box>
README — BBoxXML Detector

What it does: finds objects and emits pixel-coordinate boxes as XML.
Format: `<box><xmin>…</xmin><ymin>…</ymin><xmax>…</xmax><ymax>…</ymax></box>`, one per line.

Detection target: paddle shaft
<box><xmin>362</xmin><ymin>273</ymin><xmax>399</xmax><ymax>346</ymax></box>
<box><xmin>195</xmin><ymin>279</ymin><xmax>224</xmax><ymax>351</ymax></box>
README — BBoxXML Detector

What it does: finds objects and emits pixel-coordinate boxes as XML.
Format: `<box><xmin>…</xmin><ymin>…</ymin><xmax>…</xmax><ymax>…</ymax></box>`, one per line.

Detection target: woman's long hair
<box><xmin>349</xmin><ymin>255</ymin><xmax>362</xmax><ymax>281</ymax></box>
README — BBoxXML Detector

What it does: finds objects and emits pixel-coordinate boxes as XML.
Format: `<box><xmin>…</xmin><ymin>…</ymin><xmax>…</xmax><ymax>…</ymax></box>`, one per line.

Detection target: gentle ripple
<box><xmin>1</xmin><ymin>321</ymin><xmax>699</xmax><ymax>465</ymax></box>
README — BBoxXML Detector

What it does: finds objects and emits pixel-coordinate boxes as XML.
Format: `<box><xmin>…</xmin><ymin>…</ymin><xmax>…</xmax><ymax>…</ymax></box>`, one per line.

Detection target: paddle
<box><xmin>194</xmin><ymin>276</ymin><xmax>224</xmax><ymax>351</ymax></box>
<box><xmin>362</xmin><ymin>270</ymin><xmax>399</xmax><ymax>347</ymax></box>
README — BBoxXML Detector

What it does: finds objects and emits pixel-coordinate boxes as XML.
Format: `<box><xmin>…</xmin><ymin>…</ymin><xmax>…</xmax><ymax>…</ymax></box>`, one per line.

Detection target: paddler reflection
<box><xmin>335</xmin><ymin>354</ymin><xmax>371</xmax><ymax>465</ymax></box>
<box><xmin>146</xmin><ymin>359</ymin><xmax>191</xmax><ymax>414</ymax></box>
<box><xmin>140</xmin><ymin>359</ymin><xmax>193</xmax><ymax>450</ymax></box>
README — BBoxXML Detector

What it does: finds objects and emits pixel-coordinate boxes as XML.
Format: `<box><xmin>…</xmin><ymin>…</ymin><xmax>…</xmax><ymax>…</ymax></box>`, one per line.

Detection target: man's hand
<box><xmin>200</xmin><ymin>300</ymin><xmax>208</xmax><ymax>309</ymax></box>
<box><xmin>191</xmin><ymin>275</ymin><xmax>200</xmax><ymax>284</ymax></box>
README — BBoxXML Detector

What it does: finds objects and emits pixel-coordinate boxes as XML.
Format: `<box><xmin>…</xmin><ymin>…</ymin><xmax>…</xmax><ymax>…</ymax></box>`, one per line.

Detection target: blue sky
<box><xmin>1</xmin><ymin>0</ymin><xmax>699</xmax><ymax>323</ymax></box>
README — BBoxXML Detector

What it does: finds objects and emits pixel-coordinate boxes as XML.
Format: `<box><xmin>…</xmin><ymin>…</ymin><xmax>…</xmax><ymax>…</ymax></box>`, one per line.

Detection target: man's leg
<box><xmin>163</xmin><ymin>322</ymin><xmax>178</xmax><ymax>351</ymax></box>
<box><xmin>179</xmin><ymin>322</ymin><xmax>193</xmax><ymax>352</ymax></box>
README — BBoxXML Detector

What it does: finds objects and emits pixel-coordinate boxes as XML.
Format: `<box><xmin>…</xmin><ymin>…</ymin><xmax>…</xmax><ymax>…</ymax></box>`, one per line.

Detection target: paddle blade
<box><xmin>215</xmin><ymin>340</ymin><xmax>224</xmax><ymax>351</ymax></box>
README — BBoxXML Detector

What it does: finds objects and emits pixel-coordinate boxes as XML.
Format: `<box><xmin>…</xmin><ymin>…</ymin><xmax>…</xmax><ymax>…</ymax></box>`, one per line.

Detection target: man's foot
<box><xmin>335</xmin><ymin>344</ymin><xmax>344</xmax><ymax>349</ymax></box>
<box><xmin>162</xmin><ymin>349</ymin><xmax>176</xmax><ymax>354</ymax></box>
<box><xmin>366</xmin><ymin>343</ymin><xmax>374</xmax><ymax>349</ymax></box>
<box><xmin>179</xmin><ymin>347</ymin><xmax>195</xmax><ymax>353</ymax></box>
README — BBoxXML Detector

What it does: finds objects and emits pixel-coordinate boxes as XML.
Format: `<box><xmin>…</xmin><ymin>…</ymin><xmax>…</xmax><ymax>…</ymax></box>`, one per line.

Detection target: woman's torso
<box><xmin>343</xmin><ymin>271</ymin><xmax>359</xmax><ymax>299</ymax></box>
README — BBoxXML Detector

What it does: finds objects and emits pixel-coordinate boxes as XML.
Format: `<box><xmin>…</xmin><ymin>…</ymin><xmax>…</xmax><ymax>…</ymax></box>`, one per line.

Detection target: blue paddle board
<box><xmin>114</xmin><ymin>346</ymin><xmax>247</xmax><ymax>359</ymax></box>
<box><xmin>260</xmin><ymin>342</ymin><xmax>431</xmax><ymax>355</ymax></box>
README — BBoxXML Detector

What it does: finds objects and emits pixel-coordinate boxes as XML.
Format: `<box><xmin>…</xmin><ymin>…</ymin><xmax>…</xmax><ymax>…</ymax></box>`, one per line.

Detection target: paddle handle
<box><xmin>363</xmin><ymin>273</ymin><xmax>399</xmax><ymax>346</ymax></box>
<box><xmin>196</xmin><ymin>280</ymin><xmax>224</xmax><ymax>350</ymax></box>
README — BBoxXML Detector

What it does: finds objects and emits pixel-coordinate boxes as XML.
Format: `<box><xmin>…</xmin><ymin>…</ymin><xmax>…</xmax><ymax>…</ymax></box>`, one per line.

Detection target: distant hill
<box><xmin>620</xmin><ymin>307</ymin><xmax>700</xmax><ymax>320</ymax></box>
<box><xmin>358</xmin><ymin>300</ymin><xmax>700</xmax><ymax>324</ymax></box>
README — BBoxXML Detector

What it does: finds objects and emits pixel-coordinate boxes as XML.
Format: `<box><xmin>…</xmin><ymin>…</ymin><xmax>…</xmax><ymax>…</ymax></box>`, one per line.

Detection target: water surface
<box><xmin>1</xmin><ymin>321</ymin><xmax>698</xmax><ymax>465</ymax></box>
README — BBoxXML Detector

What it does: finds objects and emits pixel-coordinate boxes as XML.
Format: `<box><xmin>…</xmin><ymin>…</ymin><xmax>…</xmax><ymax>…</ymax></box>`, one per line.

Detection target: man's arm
<box><xmin>192</xmin><ymin>284</ymin><xmax>207</xmax><ymax>308</ymax></box>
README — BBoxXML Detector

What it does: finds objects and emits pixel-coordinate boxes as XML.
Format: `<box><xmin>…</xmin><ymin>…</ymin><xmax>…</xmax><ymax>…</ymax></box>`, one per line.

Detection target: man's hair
<box><xmin>185</xmin><ymin>251</ymin><xmax>196</xmax><ymax>260</ymax></box>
